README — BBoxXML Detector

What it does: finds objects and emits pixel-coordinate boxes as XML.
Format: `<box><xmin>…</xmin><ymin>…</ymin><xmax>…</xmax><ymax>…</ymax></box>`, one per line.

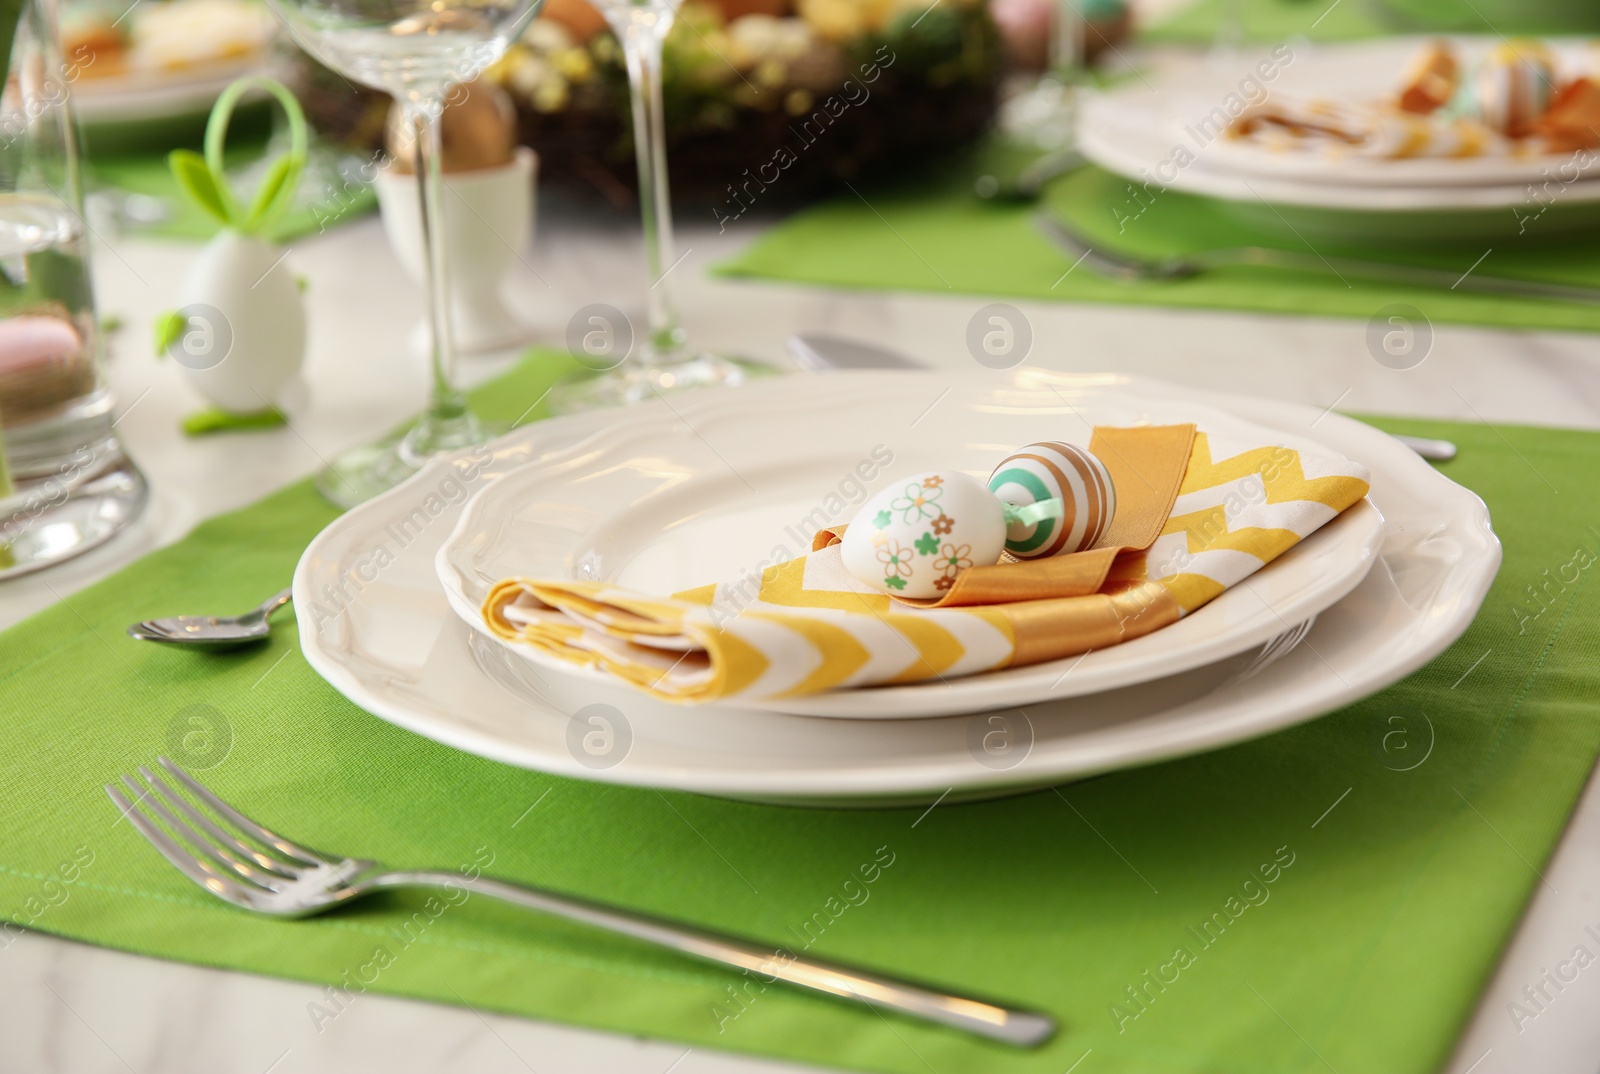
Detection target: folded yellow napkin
<box><xmin>484</xmin><ymin>426</ymin><xmax>1371</xmax><ymax>704</ymax></box>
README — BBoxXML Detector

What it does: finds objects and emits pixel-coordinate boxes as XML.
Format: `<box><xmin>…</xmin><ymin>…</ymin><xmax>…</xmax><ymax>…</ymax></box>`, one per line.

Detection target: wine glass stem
<box><xmin>1218</xmin><ymin>0</ymin><xmax>1245</xmax><ymax>50</ymax></box>
<box><xmin>403</xmin><ymin>99</ymin><xmax>477</xmax><ymax>457</ymax></box>
<box><xmin>618</xmin><ymin>15</ymin><xmax>687</xmax><ymax>364</ymax></box>
<box><xmin>1050</xmin><ymin>0</ymin><xmax>1081</xmax><ymax>74</ymax></box>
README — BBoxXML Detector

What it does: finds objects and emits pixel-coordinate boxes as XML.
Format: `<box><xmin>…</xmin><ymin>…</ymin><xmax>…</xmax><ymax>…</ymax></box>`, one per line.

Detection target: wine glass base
<box><xmin>316</xmin><ymin>417</ymin><xmax>503</xmax><ymax>509</ymax></box>
<box><xmin>0</xmin><ymin>444</ymin><xmax>148</xmax><ymax>580</ymax></box>
<box><xmin>548</xmin><ymin>352</ymin><xmax>780</xmax><ymax>414</ymax></box>
<box><xmin>1000</xmin><ymin>75</ymin><xmax>1080</xmax><ymax>150</ymax></box>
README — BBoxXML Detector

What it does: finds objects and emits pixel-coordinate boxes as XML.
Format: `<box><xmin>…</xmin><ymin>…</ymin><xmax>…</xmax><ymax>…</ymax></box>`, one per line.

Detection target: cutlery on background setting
<box><xmin>788</xmin><ymin>333</ymin><xmax>1457</xmax><ymax>462</ymax></box>
<box><xmin>787</xmin><ymin>333</ymin><xmax>925</xmax><ymax>372</ymax></box>
<box><xmin>127</xmin><ymin>589</ymin><xmax>292</xmax><ymax>649</ymax></box>
<box><xmin>1034</xmin><ymin>211</ymin><xmax>1600</xmax><ymax>306</ymax></box>
<box><xmin>974</xmin><ymin>146</ymin><xmax>1087</xmax><ymax>203</ymax></box>
<box><xmin>107</xmin><ymin>758</ymin><xmax>1058</xmax><ymax>1046</ymax></box>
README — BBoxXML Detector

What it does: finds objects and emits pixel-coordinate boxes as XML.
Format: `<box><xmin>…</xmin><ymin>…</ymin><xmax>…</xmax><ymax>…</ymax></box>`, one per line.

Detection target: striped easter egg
<box><xmin>1474</xmin><ymin>40</ymin><xmax>1556</xmax><ymax>138</ymax></box>
<box><xmin>987</xmin><ymin>442</ymin><xmax>1116</xmax><ymax>559</ymax></box>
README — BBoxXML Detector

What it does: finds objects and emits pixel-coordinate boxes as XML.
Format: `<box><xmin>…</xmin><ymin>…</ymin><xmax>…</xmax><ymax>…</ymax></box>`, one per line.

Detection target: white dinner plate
<box><xmin>294</xmin><ymin>370</ymin><xmax>1499</xmax><ymax>806</ymax></box>
<box><xmin>1085</xmin><ymin>37</ymin><xmax>1600</xmax><ymax>188</ymax></box>
<box><xmin>1078</xmin><ymin>39</ymin><xmax>1600</xmax><ymax>243</ymax></box>
<box><xmin>435</xmin><ymin>375</ymin><xmax>1384</xmax><ymax>719</ymax></box>
<box><xmin>72</xmin><ymin>56</ymin><xmax>274</xmax><ymax>125</ymax></box>
<box><xmin>1252</xmin><ymin>38</ymin><xmax>1600</xmax><ymax>188</ymax></box>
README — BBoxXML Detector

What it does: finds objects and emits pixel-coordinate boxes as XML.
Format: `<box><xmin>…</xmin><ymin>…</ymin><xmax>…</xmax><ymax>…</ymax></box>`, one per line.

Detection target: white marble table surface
<box><xmin>4</xmin><ymin>170</ymin><xmax>1600</xmax><ymax>1074</ymax></box>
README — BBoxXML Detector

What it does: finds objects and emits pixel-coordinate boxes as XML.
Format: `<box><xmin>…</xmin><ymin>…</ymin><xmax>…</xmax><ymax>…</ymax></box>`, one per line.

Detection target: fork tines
<box><xmin>106</xmin><ymin>758</ymin><xmax>328</xmax><ymax>907</ymax></box>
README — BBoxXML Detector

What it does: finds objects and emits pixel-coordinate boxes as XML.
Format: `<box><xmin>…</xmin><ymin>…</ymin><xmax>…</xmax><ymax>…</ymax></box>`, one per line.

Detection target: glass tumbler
<box><xmin>0</xmin><ymin>0</ymin><xmax>146</xmax><ymax>578</ymax></box>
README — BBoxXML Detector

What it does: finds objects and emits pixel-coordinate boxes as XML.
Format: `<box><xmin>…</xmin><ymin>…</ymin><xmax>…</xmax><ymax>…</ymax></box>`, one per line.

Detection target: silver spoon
<box><xmin>128</xmin><ymin>589</ymin><xmax>293</xmax><ymax>649</ymax></box>
<box><xmin>786</xmin><ymin>333</ymin><xmax>1458</xmax><ymax>462</ymax></box>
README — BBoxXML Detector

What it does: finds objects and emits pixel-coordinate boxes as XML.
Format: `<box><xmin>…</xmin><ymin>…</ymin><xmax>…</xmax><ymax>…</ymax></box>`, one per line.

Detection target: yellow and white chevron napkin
<box><xmin>484</xmin><ymin>426</ymin><xmax>1371</xmax><ymax>704</ymax></box>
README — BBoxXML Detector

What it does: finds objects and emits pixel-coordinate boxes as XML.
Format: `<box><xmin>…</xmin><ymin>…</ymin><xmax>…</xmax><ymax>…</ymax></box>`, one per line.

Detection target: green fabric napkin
<box><xmin>3</xmin><ymin>352</ymin><xmax>1597</xmax><ymax>1074</ymax></box>
<box><xmin>714</xmin><ymin>142</ymin><xmax>1600</xmax><ymax>333</ymax></box>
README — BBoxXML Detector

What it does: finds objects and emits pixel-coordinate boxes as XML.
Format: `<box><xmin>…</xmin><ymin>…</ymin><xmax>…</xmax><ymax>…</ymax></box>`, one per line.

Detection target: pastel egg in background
<box><xmin>1471</xmin><ymin>40</ymin><xmax>1556</xmax><ymax>137</ymax></box>
<box><xmin>987</xmin><ymin>441</ymin><xmax>1116</xmax><ymax>559</ymax></box>
<box><xmin>840</xmin><ymin>471</ymin><xmax>1006</xmax><ymax>598</ymax></box>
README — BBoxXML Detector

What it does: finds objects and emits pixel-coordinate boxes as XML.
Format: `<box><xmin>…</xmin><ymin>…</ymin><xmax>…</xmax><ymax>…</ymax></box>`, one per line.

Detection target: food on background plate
<box><xmin>1229</xmin><ymin>37</ymin><xmax>1600</xmax><ymax>159</ymax></box>
<box><xmin>1470</xmin><ymin>40</ymin><xmax>1558</xmax><ymax>136</ymax></box>
<box><xmin>1535</xmin><ymin>76</ymin><xmax>1600</xmax><ymax>153</ymax></box>
<box><xmin>1396</xmin><ymin>40</ymin><xmax>1459</xmax><ymax>114</ymax></box>
<box><xmin>61</xmin><ymin>0</ymin><xmax>276</xmax><ymax>82</ymax></box>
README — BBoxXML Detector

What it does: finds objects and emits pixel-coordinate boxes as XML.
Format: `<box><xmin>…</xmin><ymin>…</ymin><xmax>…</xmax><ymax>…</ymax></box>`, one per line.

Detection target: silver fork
<box><xmin>1035</xmin><ymin>212</ymin><xmax>1600</xmax><ymax>304</ymax></box>
<box><xmin>107</xmin><ymin>758</ymin><xmax>1055</xmax><ymax>1046</ymax></box>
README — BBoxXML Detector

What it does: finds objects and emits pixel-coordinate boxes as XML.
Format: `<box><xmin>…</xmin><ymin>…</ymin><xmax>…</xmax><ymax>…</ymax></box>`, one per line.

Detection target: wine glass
<box><xmin>1216</xmin><ymin>0</ymin><xmax>1247</xmax><ymax>53</ymax></box>
<box><xmin>262</xmin><ymin>0</ymin><xmax>544</xmax><ymax>507</ymax></box>
<box><xmin>547</xmin><ymin>0</ymin><xmax>765</xmax><ymax>413</ymax></box>
<box><xmin>997</xmin><ymin>0</ymin><xmax>1084</xmax><ymax>151</ymax></box>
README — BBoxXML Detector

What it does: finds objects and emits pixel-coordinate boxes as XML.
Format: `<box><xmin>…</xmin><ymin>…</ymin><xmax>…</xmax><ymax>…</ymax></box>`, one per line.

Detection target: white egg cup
<box><xmin>376</xmin><ymin>146</ymin><xmax>537</xmax><ymax>356</ymax></box>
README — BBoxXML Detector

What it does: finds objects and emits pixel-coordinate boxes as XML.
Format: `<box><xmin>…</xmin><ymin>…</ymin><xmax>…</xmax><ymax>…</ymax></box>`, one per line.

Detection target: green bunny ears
<box><xmin>169</xmin><ymin>77</ymin><xmax>309</xmax><ymax>236</ymax></box>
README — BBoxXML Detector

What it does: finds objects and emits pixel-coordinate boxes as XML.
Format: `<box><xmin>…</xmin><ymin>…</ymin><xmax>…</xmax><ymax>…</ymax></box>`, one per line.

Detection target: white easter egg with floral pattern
<box><xmin>840</xmin><ymin>471</ymin><xmax>1007</xmax><ymax>598</ymax></box>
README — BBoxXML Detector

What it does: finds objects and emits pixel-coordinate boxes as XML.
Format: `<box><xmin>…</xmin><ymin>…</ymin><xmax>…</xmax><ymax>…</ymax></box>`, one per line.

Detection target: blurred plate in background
<box><xmin>1078</xmin><ymin>39</ymin><xmax>1600</xmax><ymax>245</ymax></box>
<box><xmin>72</xmin><ymin>55</ymin><xmax>270</xmax><ymax>126</ymax></box>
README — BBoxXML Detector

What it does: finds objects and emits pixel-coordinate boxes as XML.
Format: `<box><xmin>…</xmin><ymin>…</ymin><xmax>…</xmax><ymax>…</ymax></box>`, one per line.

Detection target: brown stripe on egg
<box><xmin>1044</xmin><ymin>441</ymin><xmax>1106</xmax><ymax>552</ymax></box>
<box><xmin>1082</xmin><ymin>444</ymin><xmax>1112</xmax><ymax>548</ymax></box>
<box><xmin>1015</xmin><ymin>451</ymin><xmax>1078</xmax><ymax>557</ymax></box>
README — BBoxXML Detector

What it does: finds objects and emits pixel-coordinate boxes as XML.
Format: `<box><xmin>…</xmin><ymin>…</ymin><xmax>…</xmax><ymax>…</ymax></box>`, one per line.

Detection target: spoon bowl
<box><xmin>128</xmin><ymin>589</ymin><xmax>292</xmax><ymax>650</ymax></box>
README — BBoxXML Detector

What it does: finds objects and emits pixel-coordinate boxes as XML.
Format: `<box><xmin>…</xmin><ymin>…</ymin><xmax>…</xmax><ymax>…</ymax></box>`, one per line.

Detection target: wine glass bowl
<box><xmin>281</xmin><ymin>3</ymin><xmax>522</xmax><ymax>97</ymax></box>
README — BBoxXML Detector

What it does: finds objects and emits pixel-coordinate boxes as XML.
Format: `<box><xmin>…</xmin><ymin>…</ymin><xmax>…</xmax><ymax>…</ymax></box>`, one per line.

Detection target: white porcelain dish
<box><xmin>1078</xmin><ymin>38</ymin><xmax>1600</xmax><ymax>242</ymax></box>
<box><xmin>435</xmin><ymin>375</ymin><xmax>1385</xmax><ymax>719</ymax></box>
<box><xmin>1084</xmin><ymin>38</ymin><xmax>1600</xmax><ymax>189</ymax></box>
<box><xmin>294</xmin><ymin>370</ymin><xmax>1501</xmax><ymax>806</ymax></box>
<box><xmin>72</xmin><ymin>57</ymin><xmax>272</xmax><ymax>125</ymax></box>
<box><xmin>1209</xmin><ymin>38</ymin><xmax>1599</xmax><ymax>189</ymax></box>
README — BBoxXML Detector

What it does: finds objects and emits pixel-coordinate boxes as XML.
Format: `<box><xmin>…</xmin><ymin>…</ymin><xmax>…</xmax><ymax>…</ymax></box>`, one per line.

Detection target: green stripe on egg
<box><xmin>988</xmin><ymin>442</ymin><xmax>1116</xmax><ymax>558</ymax></box>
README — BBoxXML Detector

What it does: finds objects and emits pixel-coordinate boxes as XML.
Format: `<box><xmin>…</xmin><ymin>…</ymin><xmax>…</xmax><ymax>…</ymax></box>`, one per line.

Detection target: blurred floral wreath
<box><xmin>298</xmin><ymin>0</ymin><xmax>1006</xmax><ymax>209</ymax></box>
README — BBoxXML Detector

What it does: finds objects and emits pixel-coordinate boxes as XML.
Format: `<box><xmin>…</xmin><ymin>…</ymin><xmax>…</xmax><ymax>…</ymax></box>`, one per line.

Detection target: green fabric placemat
<box><xmin>1143</xmin><ymin>0</ymin><xmax>1392</xmax><ymax>44</ymax></box>
<box><xmin>714</xmin><ymin>142</ymin><xmax>1600</xmax><ymax>334</ymax></box>
<box><xmin>1144</xmin><ymin>0</ymin><xmax>1600</xmax><ymax>41</ymax></box>
<box><xmin>3</xmin><ymin>356</ymin><xmax>1597</xmax><ymax>1074</ymax></box>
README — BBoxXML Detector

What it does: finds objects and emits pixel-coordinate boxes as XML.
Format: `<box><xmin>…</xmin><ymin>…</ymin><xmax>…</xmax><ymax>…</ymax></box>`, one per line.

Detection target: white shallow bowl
<box><xmin>436</xmin><ymin>373</ymin><xmax>1385</xmax><ymax>718</ymax></box>
<box><xmin>294</xmin><ymin>370</ymin><xmax>1500</xmax><ymax>806</ymax></box>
